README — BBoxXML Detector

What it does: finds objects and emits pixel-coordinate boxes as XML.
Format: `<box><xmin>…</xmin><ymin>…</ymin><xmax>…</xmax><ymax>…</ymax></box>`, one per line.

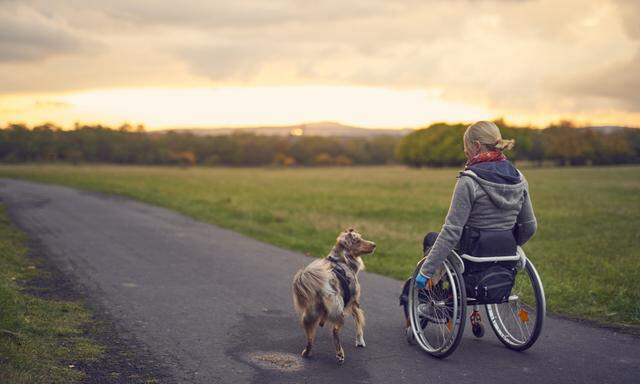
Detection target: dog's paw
<box><xmin>355</xmin><ymin>337</ymin><xmax>366</xmax><ymax>348</ymax></box>
<box><xmin>301</xmin><ymin>348</ymin><xmax>311</xmax><ymax>358</ymax></box>
<box><xmin>336</xmin><ymin>348</ymin><xmax>345</xmax><ymax>365</ymax></box>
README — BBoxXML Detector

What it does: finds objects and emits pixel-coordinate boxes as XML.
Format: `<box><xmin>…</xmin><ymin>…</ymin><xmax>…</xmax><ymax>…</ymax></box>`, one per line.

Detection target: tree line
<box><xmin>0</xmin><ymin>123</ymin><xmax>399</xmax><ymax>166</ymax></box>
<box><xmin>1</xmin><ymin>121</ymin><xmax>638</xmax><ymax>167</ymax></box>
<box><xmin>396</xmin><ymin>120</ymin><xmax>640</xmax><ymax>167</ymax></box>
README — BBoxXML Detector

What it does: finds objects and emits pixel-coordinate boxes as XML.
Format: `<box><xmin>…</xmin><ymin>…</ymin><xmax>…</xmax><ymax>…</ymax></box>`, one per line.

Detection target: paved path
<box><xmin>1</xmin><ymin>179</ymin><xmax>638</xmax><ymax>384</ymax></box>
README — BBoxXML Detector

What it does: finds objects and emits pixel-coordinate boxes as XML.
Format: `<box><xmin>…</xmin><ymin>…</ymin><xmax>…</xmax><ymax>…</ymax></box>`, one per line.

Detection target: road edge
<box><xmin>2</xmin><ymin>199</ymin><xmax>177</xmax><ymax>384</ymax></box>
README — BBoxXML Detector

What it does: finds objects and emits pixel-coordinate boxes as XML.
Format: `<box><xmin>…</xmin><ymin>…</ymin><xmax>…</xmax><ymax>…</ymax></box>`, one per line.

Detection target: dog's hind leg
<box><xmin>332</xmin><ymin>317</ymin><xmax>345</xmax><ymax>365</ymax></box>
<box><xmin>301</xmin><ymin>313</ymin><xmax>319</xmax><ymax>358</ymax></box>
<box><xmin>318</xmin><ymin>308</ymin><xmax>327</xmax><ymax>327</ymax></box>
<box><xmin>352</xmin><ymin>301</ymin><xmax>366</xmax><ymax>348</ymax></box>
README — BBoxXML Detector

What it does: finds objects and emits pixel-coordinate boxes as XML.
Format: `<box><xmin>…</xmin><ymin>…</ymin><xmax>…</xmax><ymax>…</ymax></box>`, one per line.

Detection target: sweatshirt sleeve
<box><xmin>419</xmin><ymin>176</ymin><xmax>475</xmax><ymax>277</ymax></box>
<box><xmin>515</xmin><ymin>179</ymin><xmax>537</xmax><ymax>245</ymax></box>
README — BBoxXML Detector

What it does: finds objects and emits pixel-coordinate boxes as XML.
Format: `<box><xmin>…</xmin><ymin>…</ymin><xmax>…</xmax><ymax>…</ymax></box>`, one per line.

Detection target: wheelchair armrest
<box><xmin>456</xmin><ymin>246</ymin><xmax>527</xmax><ymax>265</ymax></box>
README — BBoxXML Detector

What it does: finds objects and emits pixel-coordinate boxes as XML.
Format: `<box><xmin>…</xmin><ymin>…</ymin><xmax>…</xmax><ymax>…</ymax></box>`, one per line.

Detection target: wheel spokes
<box><xmin>411</xmin><ymin>262</ymin><xmax>461</xmax><ymax>354</ymax></box>
<box><xmin>488</xmin><ymin>264</ymin><xmax>541</xmax><ymax>347</ymax></box>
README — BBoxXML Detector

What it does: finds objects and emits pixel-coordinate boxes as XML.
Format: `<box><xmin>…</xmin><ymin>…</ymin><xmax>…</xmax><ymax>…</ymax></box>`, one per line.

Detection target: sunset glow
<box><xmin>1</xmin><ymin>86</ymin><xmax>496</xmax><ymax>129</ymax></box>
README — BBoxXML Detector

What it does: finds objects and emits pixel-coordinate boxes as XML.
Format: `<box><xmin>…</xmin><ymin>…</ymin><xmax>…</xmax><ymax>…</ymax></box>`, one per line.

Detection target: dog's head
<box><xmin>336</xmin><ymin>228</ymin><xmax>376</xmax><ymax>257</ymax></box>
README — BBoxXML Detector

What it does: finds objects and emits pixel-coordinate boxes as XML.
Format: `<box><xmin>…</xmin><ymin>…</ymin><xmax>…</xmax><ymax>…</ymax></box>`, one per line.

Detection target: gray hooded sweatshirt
<box><xmin>419</xmin><ymin>160</ymin><xmax>537</xmax><ymax>277</ymax></box>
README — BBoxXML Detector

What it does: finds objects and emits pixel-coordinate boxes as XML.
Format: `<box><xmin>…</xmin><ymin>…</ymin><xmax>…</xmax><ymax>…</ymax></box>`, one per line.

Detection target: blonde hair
<box><xmin>464</xmin><ymin>121</ymin><xmax>515</xmax><ymax>152</ymax></box>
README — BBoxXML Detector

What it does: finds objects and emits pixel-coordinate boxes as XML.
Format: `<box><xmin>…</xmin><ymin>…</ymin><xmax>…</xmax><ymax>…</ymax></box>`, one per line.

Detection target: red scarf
<box><xmin>466</xmin><ymin>150</ymin><xmax>507</xmax><ymax>167</ymax></box>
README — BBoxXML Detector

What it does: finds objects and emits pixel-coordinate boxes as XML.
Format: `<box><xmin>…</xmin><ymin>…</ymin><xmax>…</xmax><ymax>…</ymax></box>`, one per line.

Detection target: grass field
<box><xmin>0</xmin><ymin>206</ymin><xmax>103</xmax><ymax>384</ymax></box>
<box><xmin>1</xmin><ymin>164</ymin><xmax>639</xmax><ymax>327</ymax></box>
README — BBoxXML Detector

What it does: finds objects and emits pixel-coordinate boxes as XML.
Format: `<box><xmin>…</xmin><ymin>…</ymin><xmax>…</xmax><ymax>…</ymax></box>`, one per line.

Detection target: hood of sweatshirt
<box><xmin>462</xmin><ymin>160</ymin><xmax>526</xmax><ymax>210</ymax></box>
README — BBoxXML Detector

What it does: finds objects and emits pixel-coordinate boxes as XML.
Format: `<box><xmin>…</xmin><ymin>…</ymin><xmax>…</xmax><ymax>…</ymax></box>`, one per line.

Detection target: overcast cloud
<box><xmin>0</xmin><ymin>0</ymin><xmax>638</xmax><ymax>121</ymax></box>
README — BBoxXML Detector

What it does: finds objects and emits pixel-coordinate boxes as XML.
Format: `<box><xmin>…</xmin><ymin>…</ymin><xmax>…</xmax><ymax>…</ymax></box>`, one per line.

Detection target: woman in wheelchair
<box><xmin>401</xmin><ymin>121</ymin><xmax>544</xmax><ymax>358</ymax></box>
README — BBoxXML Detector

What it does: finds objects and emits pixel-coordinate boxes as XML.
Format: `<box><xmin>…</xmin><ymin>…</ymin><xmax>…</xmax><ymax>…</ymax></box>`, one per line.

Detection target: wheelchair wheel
<box><xmin>408</xmin><ymin>259</ymin><xmax>466</xmax><ymax>358</ymax></box>
<box><xmin>485</xmin><ymin>259</ymin><xmax>545</xmax><ymax>351</ymax></box>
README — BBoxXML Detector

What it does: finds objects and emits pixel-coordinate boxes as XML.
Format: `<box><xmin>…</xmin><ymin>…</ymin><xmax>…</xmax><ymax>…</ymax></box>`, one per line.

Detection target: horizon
<box><xmin>0</xmin><ymin>117</ymin><xmax>640</xmax><ymax>132</ymax></box>
<box><xmin>1</xmin><ymin>1</ymin><xmax>639</xmax><ymax>129</ymax></box>
<box><xmin>3</xmin><ymin>118</ymin><xmax>638</xmax><ymax>133</ymax></box>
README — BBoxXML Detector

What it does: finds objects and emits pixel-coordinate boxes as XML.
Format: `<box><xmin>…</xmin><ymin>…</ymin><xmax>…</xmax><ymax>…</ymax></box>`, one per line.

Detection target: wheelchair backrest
<box><xmin>460</xmin><ymin>226</ymin><xmax>517</xmax><ymax>258</ymax></box>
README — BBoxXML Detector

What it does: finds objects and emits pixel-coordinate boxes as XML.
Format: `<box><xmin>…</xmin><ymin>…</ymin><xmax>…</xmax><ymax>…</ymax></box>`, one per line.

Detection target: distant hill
<box><xmin>156</xmin><ymin>123</ymin><xmax>637</xmax><ymax>138</ymax></box>
<box><xmin>158</xmin><ymin>121</ymin><xmax>412</xmax><ymax>137</ymax></box>
<box><xmin>583</xmin><ymin>126</ymin><xmax>630</xmax><ymax>134</ymax></box>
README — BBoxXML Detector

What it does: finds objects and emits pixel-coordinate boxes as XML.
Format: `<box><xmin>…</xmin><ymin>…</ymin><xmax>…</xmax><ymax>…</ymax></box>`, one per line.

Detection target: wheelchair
<box><xmin>405</xmin><ymin>246</ymin><xmax>545</xmax><ymax>358</ymax></box>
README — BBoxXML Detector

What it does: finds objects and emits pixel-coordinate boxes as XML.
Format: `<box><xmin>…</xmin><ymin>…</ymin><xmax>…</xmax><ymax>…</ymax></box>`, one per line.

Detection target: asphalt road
<box><xmin>1</xmin><ymin>178</ymin><xmax>638</xmax><ymax>384</ymax></box>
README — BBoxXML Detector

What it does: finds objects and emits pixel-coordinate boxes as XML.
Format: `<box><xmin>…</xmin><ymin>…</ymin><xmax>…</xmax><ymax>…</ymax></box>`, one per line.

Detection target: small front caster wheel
<box><xmin>472</xmin><ymin>323</ymin><xmax>485</xmax><ymax>338</ymax></box>
<box><xmin>405</xmin><ymin>327</ymin><xmax>416</xmax><ymax>345</ymax></box>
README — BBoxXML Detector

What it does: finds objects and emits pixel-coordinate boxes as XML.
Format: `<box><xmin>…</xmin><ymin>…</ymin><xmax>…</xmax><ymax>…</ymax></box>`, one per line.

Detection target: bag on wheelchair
<box><xmin>463</xmin><ymin>264</ymin><xmax>516</xmax><ymax>303</ymax></box>
<box><xmin>461</xmin><ymin>226</ymin><xmax>518</xmax><ymax>304</ymax></box>
<box><xmin>398</xmin><ymin>226</ymin><xmax>519</xmax><ymax>316</ymax></box>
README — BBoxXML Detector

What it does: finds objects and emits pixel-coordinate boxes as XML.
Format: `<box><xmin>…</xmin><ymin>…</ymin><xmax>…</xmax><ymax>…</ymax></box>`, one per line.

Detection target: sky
<box><xmin>1</xmin><ymin>0</ymin><xmax>639</xmax><ymax>130</ymax></box>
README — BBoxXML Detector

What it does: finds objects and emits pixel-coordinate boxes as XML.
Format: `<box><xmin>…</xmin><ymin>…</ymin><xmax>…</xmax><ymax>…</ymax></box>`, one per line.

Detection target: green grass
<box><xmin>0</xmin><ymin>205</ymin><xmax>104</xmax><ymax>384</ymax></box>
<box><xmin>1</xmin><ymin>164</ymin><xmax>639</xmax><ymax>327</ymax></box>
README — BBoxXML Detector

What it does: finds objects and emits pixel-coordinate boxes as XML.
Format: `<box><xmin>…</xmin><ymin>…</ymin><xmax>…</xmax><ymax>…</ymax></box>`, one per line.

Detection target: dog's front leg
<box><xmin>353</xmin><ymin>302</ymin><xmax>366</xmax><ymax>348</ymax></box>
<box><xmin>332</xmin><ymin>319</ymin><xmax>345</xmax><ymax>365</ymax></box>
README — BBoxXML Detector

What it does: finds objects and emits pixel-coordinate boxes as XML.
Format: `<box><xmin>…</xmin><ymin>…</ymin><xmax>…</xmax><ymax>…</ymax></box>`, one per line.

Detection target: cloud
<box><xmin>11</xmin><ymin>0</ymin><xmax>401</xmax><ymax>32</ymax></box>
<box><xmin>180</xmin><ymin>42</ymin><xmax>277</xmax><ymax>81</ymax></box>
<box><xmin>558</xmin><ymin>51</ymin><xmax>640</xmax><ymax>111</ymax></box>
<box><xmin>0</xmin><ymin>3</ymin><xmax>96</xmax><ymax>62</ymax></box>
<box><xmin>34</xmin><ymin>100</ymin><xmax>72</xmax><ymax>109</ymax></box>
<box><xmin>174</xmin><ymin>0</ymin><xmax>640</xmax><ymax>121</ymax></box>
<box><xmin>613</xmin><ymin>0</ymin><xmax>640</xmax><ymax>39</ymax></box>
<box><xmin>0</xmin><ymin>0</ymin><xmax>638</xmax><ymax>122</ymax></box>
<box><xmin>0</xmin><ymin>97</ymin><xmax>71</xmax><ymax>118</ymax></box>
<box><xmin>554</xmin><ymin>0</ymin><xmax>640</xmax><ymax>111</ymax></box>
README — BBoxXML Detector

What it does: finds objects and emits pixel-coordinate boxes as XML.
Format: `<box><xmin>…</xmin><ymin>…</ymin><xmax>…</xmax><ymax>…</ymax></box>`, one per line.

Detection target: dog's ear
<box><xmin>338</xmin><ymin>229</ymin><xmax>358</xmax><ymax>249</ymax></box>
<box><xmin>338</xmin><ymin>231</ymin><xmax>352</xmax><ymax>248</ymax></box>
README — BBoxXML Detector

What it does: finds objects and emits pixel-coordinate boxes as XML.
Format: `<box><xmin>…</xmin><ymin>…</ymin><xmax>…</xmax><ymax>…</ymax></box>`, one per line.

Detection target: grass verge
<box><xmin>0</xmin><ymin>204</ymin><xmax>170</xmax><ymax>384</ymax></box>
<box><xmin>0</xmin><ymin>205</ymin><xmax>103</xmax><ymax>383</ymax></box>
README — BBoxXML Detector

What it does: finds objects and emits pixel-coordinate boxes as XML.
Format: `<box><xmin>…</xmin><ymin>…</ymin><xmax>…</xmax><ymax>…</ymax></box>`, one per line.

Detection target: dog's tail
<box><xmin>292</xmin><ymin>263</ymin><xmax>328</xmax><ymax>314</ymax></box>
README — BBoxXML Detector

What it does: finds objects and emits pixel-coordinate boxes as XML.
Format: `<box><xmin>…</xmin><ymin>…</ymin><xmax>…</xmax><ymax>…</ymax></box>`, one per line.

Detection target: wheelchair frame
<box><xmin>407</xmin><ymin>246</ymin><xmax>546</xmax><ymax>358</ymax></box>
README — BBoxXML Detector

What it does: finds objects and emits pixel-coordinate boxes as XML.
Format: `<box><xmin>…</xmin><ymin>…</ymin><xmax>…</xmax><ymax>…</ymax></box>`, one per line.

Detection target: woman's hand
<box><xmin>415</xmin><ymin>273</ymin><xmax>431</xmax><ymax>289</ymax></box>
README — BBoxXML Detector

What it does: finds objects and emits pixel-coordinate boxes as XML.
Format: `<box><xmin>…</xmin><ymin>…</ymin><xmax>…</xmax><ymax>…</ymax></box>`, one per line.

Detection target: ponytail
<box><xmin>494</xmin><ymin>138</ymin><xmax>515</xmax><ymax>151</ymax></box>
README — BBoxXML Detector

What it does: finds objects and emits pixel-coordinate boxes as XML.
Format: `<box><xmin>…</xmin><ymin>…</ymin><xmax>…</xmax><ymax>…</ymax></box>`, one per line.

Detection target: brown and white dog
<box><xmin>292</xmin><ymin>229</ymin><xmax>376</xmax><ymax>364</ymax></box>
